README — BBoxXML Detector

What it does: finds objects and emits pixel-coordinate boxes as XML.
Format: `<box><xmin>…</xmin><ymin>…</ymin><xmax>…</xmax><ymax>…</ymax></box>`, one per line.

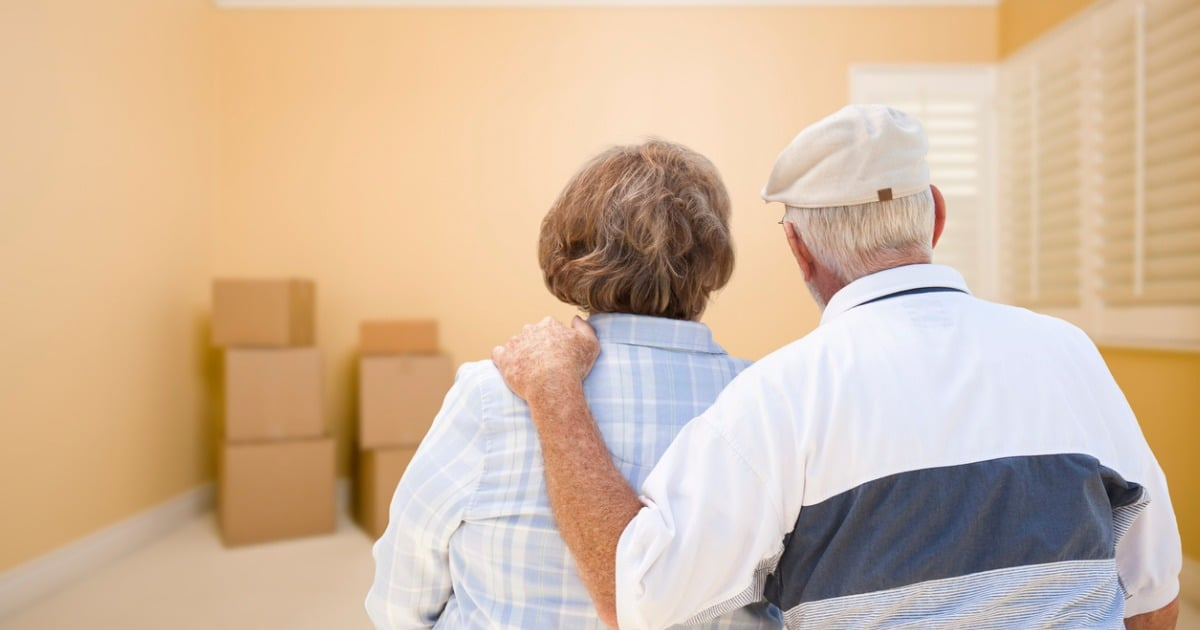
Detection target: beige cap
<box><xmin>761</xmin><ymin>104</ymin><xmax>930</xmax><ymax>208</ymax></box>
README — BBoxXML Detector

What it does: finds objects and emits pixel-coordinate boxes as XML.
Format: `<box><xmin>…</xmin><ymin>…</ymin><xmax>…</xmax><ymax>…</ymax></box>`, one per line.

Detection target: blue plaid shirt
<box><xmin>366</xmin><ymin>313</ymin><xmax>782</xmax><ymax>629</ymax></box>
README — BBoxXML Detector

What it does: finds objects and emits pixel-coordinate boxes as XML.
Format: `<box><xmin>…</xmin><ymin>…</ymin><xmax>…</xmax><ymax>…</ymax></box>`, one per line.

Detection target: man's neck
<box><xmin>817</xmin><ymin>257</ymin><xmax>934</xmax><ymax>306</ymax></box>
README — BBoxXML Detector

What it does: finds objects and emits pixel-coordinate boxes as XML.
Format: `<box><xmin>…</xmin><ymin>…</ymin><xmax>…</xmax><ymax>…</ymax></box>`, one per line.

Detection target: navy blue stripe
<box><xmin>855</xmin><ymin>286</ymin><xmax>966</xmax><ymax>308</ymax></box>
<box><xmin>763</xmin><ymin>453</ymin><xmax>1142</xmax><ymax>609</ymax></box>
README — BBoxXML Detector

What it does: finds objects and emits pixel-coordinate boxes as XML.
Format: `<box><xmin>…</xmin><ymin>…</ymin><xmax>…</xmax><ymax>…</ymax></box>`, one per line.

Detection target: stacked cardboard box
<box><xmin>356</xmin><ymin>320</ymin><xmax>455</xmax><ymax>539</ymax></box>
<box><xmin>212</xmin><ymin>279</ymin><xmax>335</xmax><ymax>547</ymax></box>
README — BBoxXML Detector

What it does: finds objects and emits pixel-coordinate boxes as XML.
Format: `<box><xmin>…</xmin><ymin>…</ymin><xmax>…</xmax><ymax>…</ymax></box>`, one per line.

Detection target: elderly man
<box><xmin>491</xmin><ymin>105</ymin><xmax>1182</xmax><ymax>629</ymax></box>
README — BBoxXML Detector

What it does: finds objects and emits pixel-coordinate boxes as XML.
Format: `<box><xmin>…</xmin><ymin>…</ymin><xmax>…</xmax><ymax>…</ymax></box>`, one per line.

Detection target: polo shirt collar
<box><xmin>820</xmin><ymin>264</ymin><xmax>971</xmax><ymax>327</ymax></box>
<box><xmin>587</xmin><ymin>313</ymin><xmax>728</xmax><ymax>355</ymax></box>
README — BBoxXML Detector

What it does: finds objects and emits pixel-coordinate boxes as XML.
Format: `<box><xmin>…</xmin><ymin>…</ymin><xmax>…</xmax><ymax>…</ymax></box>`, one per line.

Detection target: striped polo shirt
<box><xmin>613</xmin><ymin>264</ymin><xmax>1181</xmax><ymax>629</ymax></box>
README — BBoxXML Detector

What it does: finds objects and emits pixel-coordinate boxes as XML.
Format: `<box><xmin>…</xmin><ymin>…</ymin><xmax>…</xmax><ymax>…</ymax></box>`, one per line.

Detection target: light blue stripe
<box><xmin>781</xmin><ymin>559</ymin><xmax>1125</xmax><ymax>629</ymax></box>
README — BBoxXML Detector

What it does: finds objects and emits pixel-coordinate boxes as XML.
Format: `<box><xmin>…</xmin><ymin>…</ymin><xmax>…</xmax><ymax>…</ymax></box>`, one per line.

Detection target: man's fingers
<box><xmin>571</xmin><ymin>314</ymin><xmax>596</xmax><ymax>339</ymax></box>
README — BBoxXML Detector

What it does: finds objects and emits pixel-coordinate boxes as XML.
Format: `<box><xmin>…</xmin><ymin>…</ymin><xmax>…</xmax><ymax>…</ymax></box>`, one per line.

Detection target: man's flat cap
<box><xmin>762</xmin><ymin>104</ymin><xmax>931</xmax><ymax>208</ymax></box>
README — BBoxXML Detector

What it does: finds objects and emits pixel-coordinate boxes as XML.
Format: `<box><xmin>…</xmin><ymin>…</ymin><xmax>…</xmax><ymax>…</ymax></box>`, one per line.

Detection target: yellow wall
<box><xmin>998</xmin><ymin>0</ymin><xmax>1095</xmax><ymax>57</ymax></box>
<box><xmin>212</xmin><ymin>6</ymin><xmax>997</xmax><ymax>477</ymax></box>
<box><xmin>0</xmin><ymin>0</ymin><xmax>218</xmax><ymax>571</ymax></box>
<box><xmin>999</xmin><ymin>0</ymin><xmax>1200</xmax><ymax>559</ymax></box>
<box><xmin>1101</xmin><ymin>348</ymin><xmax>1200</xmax><ymax>558</ymax></box>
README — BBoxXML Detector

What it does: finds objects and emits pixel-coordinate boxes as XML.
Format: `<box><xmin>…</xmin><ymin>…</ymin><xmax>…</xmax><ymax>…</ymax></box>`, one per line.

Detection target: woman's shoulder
<box><xmin>727</xmin><ymin>354</ymin><xmax>754</xmax><ymax>373</ymax></box>
<box><xmin>451</xmin><ymin>358</ymin><xmax>525</xmax><ymax>405</ymax></box>
<box><xmin>452</xmin><ymin>358</ymin><xmax>500</xmax><ymax>387</ymax></box>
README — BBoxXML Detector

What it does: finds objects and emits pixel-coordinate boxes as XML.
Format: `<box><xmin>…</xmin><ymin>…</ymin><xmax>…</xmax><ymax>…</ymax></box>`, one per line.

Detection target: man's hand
<box><xmin>491</xmin><ymin>315</ymin><xmax>600</xmax><ymax>408</ymax></box>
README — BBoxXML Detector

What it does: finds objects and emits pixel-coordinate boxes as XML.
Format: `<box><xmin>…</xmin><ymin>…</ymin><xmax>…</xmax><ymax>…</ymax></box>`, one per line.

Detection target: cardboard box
<box><xmin>225</xmin><ymin>348</ymin><xmax>323</xmax><ymax>441</ymax></box>
<box><xmin>218</xmin><ymin>437</ymin><xmax>335</xmax><ymax>546</ymax></box>
<box><xmin>359</xmin><ymin>355</ymin><xmax>455</xmax><ymax>448</ymax></box>
<box><xmin>357</xmin><ymin>446</ymin><xmax>418</xmax><ymax>540</ymax></box>
<box><xmin>360</xmin><ymin>319</ymin><xmax>438</xmax><ymax>355</ymax></box>
<box><xmin>212</xmin><ymin>278</ymin><xmax>315</xmax><ymax>347</ymax></box>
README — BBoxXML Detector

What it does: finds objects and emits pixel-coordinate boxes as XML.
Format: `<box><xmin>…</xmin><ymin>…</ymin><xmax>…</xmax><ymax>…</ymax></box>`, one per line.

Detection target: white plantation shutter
<box><xmin>1142</xmin><ymin>0</ymin><xmax>1200</xmax><ymax>305</ymax></box>
<box><xmin>998</xmin><ymin>0</ymin><xmax>1200</xmax><ymax>349</ymax></box>
<box><xmin>1094</xmin><ymin>0</ymin><xmax>1139</xmax><ymax>306</ymax></box>
<box><xmin>998</xmin><ymin>28</ymin><xmax>1088</xmax><ymax>322</ymax></box>
<box><xmin>997</xmin><ymin>62</ymin><xmax>1036</xmax><ymax>306</ymax></box>
<box><xmin>1093</xmin><ymin>0</ymin><xmax>1200</xmax><ymax>345</ymax></box>
<box><xmin>850</xmin><ymin>67</ymin><xmax>997</xmax><ymax>298</ymax></box>
<box><xmin>1032</xmin><ymin>40</ymin><xmax>1085</xmax><ymax>310</ymax></box>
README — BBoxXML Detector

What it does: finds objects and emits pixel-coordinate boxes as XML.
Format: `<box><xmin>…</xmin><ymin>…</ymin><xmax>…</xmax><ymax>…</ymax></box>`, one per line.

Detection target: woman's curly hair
<box><xmin>539</xmin><ymin>140</ymin><xmax>735</xmax><ymax>321</ymax></box>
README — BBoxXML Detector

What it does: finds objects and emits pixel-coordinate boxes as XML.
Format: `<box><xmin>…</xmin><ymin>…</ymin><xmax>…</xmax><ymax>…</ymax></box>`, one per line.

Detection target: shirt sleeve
<box><xmin>365</xmin><ymin>364</ymin><xmax>486</xmax><ymax>629</ymax></box>
<box><xmin>1101</xmin><ymin>395</ymin><xmax>1182</xmax><ymax>616</ymax></box>
<box><xmin>614</xmin><ymin>367</ymin><xmax>798</xmax><ymax>630</ymax></box>
<box><xmin>1116</xmin><ymin>458</ymin><xmax>1181</xmax><ymax>617</ymax></box>
<box><xmin>1072</xmin><ymin>332</ymin><xmax>1182</xmax><ymax>617</ymax></box>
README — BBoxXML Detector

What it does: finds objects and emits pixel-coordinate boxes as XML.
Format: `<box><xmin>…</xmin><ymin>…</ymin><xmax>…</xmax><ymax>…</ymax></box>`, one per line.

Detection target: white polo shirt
<box><xmin>614</xmin><ymin>264</ymin><xmax>1181</xmax><ymax>630</ymax></box>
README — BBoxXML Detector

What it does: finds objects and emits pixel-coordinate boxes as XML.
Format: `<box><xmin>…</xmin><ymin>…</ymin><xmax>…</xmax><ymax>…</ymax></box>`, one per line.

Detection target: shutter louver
<box><xmin>999</xmin><ymin>29</ymin><xmax>1086</xmax><ymax>312</ymax></box>
<box><xmin>1032</xmin><ymin>35</ymin><xmax>1085</xmax><ymax>309</ymax></box>
<box><xmin>1095</xmin><ymin>0</ymin><xmax>1141</xmax><ymax>305</ymax></box>
<box><xmin>1138</xmin><ymin>0</ymin><xmax>1200</xmax><ymax>305</ymax></box>
<box><xmin>998</xmin><ymin>63</ymin><xmax>1036</xmax><ymax>305</ymax></box>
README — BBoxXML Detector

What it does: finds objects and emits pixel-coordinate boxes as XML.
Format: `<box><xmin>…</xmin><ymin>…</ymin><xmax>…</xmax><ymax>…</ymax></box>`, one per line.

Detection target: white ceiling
<box><xmin>214</xmin><ymin>0</ymin><xmax>998</xmax><ymax>7</ymax></box>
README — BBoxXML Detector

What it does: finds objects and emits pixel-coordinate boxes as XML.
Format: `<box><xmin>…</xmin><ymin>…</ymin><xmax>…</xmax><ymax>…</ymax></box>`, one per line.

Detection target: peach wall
<box><xmin>212</xmin><ymin>6</ymin><xmax>998</xmax><ymax>476</ymax></box>
<box><xmin>0</xmin><ymin>0</ymin><xmax>218</xmax><ymax>571</ymax></box>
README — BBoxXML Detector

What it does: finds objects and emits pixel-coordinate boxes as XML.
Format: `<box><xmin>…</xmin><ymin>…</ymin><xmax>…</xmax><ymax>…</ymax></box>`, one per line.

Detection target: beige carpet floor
<box><xmin>2</xmin><ymin>512</ymin><xmax>375</xmax><ymax>630</ymax></box>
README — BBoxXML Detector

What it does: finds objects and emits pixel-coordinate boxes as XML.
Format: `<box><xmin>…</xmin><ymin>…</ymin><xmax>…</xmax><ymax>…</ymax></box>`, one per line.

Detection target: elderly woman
<box><xmin>366</xmin><ymin>141</ymin><xmax>781</xmax><ymax>629</ymax></box>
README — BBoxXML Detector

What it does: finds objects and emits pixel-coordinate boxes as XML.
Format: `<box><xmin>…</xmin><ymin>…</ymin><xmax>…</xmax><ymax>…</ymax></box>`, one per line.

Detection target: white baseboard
<box><xmin>0</xmin><ymin>484</ymin><xmax>213</xmax><ymax>620</ymax></box>
<box><xmin>1183</xmin><ymin>555</ymin><xmax>1200</xmax><ymax>608</ymax></box>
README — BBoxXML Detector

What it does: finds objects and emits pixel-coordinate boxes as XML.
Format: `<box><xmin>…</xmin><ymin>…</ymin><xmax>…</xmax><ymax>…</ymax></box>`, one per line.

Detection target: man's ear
<box><xmin>784</xmin><ymin>221</ymin><xmax>815</xmax><ymax>282</ymax></box>
<box><xmin>931</xmin><ymin>184</ymin><xmax>947</xmax><ymax>248</ymax></box>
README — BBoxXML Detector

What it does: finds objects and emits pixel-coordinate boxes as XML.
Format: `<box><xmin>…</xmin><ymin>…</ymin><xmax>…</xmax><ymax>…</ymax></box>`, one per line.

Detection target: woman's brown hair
<box><xmin>539</xmin><ymin>140</ymin><xmax>734</xmax><ymax>320</ymax></box>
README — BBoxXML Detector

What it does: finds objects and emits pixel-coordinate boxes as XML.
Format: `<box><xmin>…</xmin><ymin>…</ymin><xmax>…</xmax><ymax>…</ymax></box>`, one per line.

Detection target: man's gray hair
<box><xmin>783</xmin><ymin>188</ymin><xmax>934</xmax><ymax>285</ymax></box>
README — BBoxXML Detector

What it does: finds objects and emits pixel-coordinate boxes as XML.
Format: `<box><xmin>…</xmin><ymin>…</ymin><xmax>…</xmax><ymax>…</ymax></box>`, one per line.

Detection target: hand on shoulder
<box><xmin>491</xmin><ymin>315</ymin><xmax>600</xmax><ymax>407</ymax></box>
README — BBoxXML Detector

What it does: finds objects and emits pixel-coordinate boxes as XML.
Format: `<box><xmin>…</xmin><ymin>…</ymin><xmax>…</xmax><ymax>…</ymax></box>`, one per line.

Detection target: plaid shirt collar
<box><xmin>587</xmin><ymin>313</ymin><xmax>729</xmax><ymax>355</ymax></box>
